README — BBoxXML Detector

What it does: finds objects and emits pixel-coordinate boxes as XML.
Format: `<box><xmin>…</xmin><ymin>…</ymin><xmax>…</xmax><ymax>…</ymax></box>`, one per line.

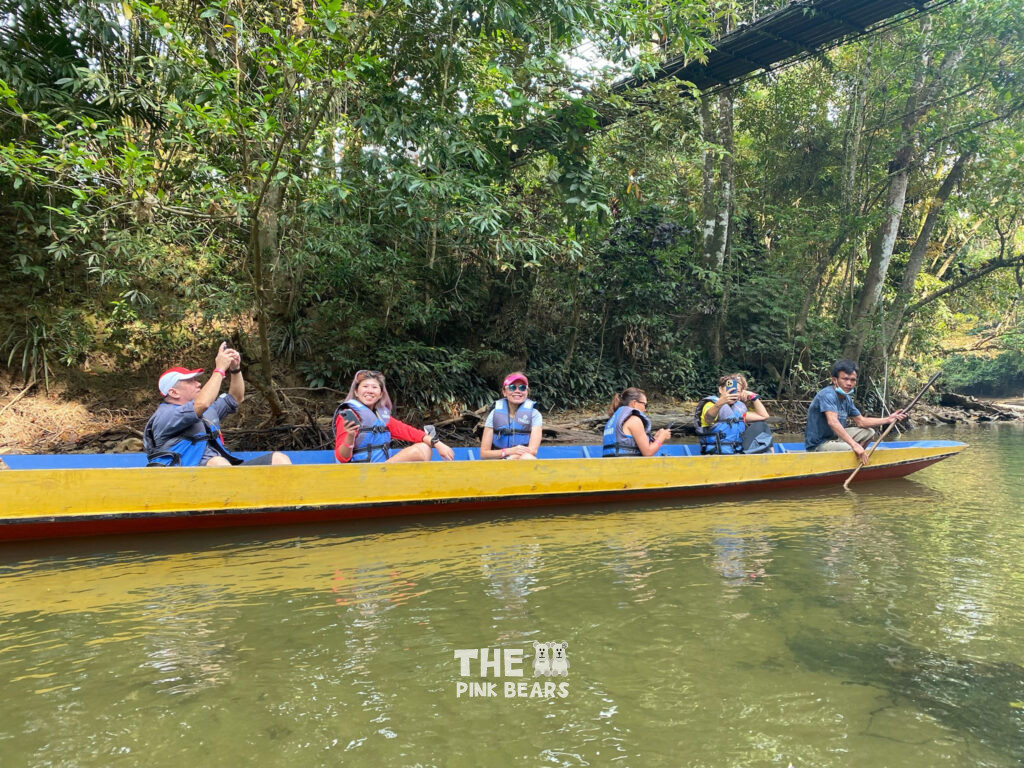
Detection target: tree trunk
<box><xmin>698</xmin><ymin>89</ymin><xmax>734</xmax><ymax>368</ymax></box>
<box><xmin>699</xmin><ymin>92</ymin><xmax>717</xmax><ymax>265</ymax></box>
<box><xmin>844</xmin><ymin>45</ymin><xmax>871</xmax><ymax>218</ymax></box>
<box><xmin>248</xmin><ymin>204</ymin><xmax>285</xmax><ymax>418</ymax></box>
<box><xmin>842</xmin><ymin>17</ymin><xmax>963</xmax><ymax>361</ymax></box>
<box><xmin>321</xmin><ymin>131</ymin><xmax>336</xmax><ymax>178</ymax></box>
<box><xmin>843</xmin><ymin>147</ymin><xmax>911</xmax><ymax>360</ymax></box>
<box><xmin>563</xmin><ymin>269</ymin><xmax>583</xmax><ymax>372</ymax></box>
<box><xmin>886</xmin><ymin>150</ymin><xmax>972</xmax><ymax>341</ymax></box>
<box><xmin>709</xmin><ymin>89</ymin><xmax>734</xmax><ymax>272</ymax></box>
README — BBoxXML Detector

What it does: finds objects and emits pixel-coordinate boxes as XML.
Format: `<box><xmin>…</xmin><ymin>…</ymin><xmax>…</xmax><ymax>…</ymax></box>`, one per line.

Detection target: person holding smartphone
<box><xmin>602</xmin><ymin>387</ymin><xmax>672</xmax><ymax>457</ymax></box>
<box><xmin>695</xmin><ymin>373</ymin><xmax>771</xmax><ymax>455</ymax></box>
<box><xmin>144</xmin><ymin>342</ymin><xmax>291</xmax><ymax>467</ymax></box>
<box><xmin>333</xmin><ymin>369</ymin><xmax>455</xmax><ymax>463</ymax></box>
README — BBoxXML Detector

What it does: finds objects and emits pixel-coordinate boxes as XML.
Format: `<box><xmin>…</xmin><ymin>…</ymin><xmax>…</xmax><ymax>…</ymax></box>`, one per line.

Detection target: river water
<box><xmin>1</xmin><ymin>426</ymin><xmax>1022</xmax><ymax>767</ymax></box>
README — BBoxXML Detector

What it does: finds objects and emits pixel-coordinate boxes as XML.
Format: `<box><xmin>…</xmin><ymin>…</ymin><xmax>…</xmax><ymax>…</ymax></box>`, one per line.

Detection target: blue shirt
<box><xmin>144</xmin><ymin>394</ymin><xmax>238</xmax><ymax>465</ymax></box>
<box><xmin>805</xmin><ymin>386</ymin><xmax>861</xmax><ymax>451</ymax></box>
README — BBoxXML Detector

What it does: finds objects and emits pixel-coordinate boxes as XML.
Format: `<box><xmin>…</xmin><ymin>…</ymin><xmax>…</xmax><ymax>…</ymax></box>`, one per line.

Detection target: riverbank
<box><xmin>2</xmin><ymin>371</ymin><xmax>1022</xmax><ymax>455</ymax></box>
<box><xmin>4</xmin><ymin>372</ymin><xmax>1019</xmax><ymax>456</ymax></box>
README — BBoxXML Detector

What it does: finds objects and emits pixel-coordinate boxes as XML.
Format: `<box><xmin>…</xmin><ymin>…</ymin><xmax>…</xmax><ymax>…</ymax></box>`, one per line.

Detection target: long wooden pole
<box><xmin>842</xmin><ymin>371</ymin><xmax>941</xmax><ymax>489</ymax></box>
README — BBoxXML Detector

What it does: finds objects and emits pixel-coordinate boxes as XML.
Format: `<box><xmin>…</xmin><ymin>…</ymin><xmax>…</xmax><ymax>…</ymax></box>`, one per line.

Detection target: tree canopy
<box><xmin>2</xmin><ymin>0</ymin><xmax>1022</xmax><ymax>416</ymax></box>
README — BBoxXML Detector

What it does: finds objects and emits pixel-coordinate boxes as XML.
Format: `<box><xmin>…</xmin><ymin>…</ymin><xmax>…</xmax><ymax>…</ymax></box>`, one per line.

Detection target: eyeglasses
<box><xmin>635</xmin><ymin>400</ymin><xmax>648</xmax><ymax>407</ymax></box>
<box><xmin>506</xmin><ymin>383</ymin><xmax>528</xmax><ymax>392</ymax></box>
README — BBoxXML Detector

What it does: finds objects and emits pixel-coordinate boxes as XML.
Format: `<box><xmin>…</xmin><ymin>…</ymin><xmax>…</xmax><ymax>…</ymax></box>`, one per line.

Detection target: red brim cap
<box><xmin>503</xmin><ymin>374</ymin><xmax>528</xmax><ymax>387</ymax></box>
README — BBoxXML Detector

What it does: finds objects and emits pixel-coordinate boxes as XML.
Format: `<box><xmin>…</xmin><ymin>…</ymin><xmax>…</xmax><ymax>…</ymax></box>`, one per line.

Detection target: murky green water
<box><xmin>2</xmin><ymin>426</ymin><xmax>1023</xmax><ymax>767</ymax></box>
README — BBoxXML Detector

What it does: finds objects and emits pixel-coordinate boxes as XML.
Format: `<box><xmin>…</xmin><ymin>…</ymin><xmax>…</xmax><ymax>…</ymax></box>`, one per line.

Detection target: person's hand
<box><xmin>854</xmin><ymin>444</ymin><xmax>870</xmax><ymax>465</ymax></box>
<box><xmin>214</xmin><ymin>342</ymin><xmax>233</xmax><ymax>371</ymax></box>
<box><xmin>436</xmin><ymin>442</ymin><xmax>455</xmax><ymax>461</ymax></box>
<box><xmin>743</xmin><ymin>391</ymin><xmax>758</xmax><ymax>402</ymax></box>
<box><xmin>506</xmin><ymin>445</ymin><xmax>530</xmax><ymax>457</ymax></box>
<box><xmin>889</xmin><ymin>409</ymin><xmax>907</xmax><ymax>423</ymax></box>
<box><xmin>228</xmin><ymin>349</ymin><xmax>242</xmax><ymax>370</ymax></box>
<box><xmin>340</xmin><ymin>409</ymin><xmax>360</xmax><ymax>436</ymax></box>
<box><xmin>654</xmin><ymin>428</ymin><xmax>671</xmax><ymax>444</ymax></box>
<box><xmin>718</xmin><ymin>392</ymin><xmax>739</xmax><ymax>406</ymax></box>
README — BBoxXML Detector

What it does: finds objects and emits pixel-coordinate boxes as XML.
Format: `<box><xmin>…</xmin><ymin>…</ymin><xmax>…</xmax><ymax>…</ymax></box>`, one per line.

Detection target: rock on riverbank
<box><xmin>913</xmin><ymin>393</ymin><xmax>1024</xmax><ymax>426</ymax></box>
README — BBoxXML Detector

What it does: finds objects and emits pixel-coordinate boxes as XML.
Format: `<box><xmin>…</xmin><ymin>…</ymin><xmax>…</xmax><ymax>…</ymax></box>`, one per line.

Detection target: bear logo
<box><xmin>549</xmin><ymin>641</ymin><xmax>569</xmax><ymax>676</ymax></box>
<box><xmin>532</xmin><ymin>641</ymin><xmax>551</xmax><ymax>676</ymax></box>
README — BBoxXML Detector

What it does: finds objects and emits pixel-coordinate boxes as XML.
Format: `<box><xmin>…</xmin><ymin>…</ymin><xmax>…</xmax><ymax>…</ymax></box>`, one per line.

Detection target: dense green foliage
<box><xmin>943</xmin><ymin>351</ymin><xmax>1024</xmax><ymax>396</ymax></box>
<box><xmin>942</xmin><ymin>326</ymin><xmax>1024</xmax><ymax>395</ymax></box>
<box><xmin>2</xmin><ymin>0</ymin><xmax>1023</xmax><ymax>417</ymax></box>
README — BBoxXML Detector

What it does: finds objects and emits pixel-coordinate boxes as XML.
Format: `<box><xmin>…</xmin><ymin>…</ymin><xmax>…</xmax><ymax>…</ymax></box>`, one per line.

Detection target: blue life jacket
<box><xmin>694</xmin><ymin>397</ymin><xmax>747</xmax><ymax>455</ymax></box>
<box><xmin>490</xmin><ymin>398</ymin><xmax>536</xmax><ymax>449</ymax></box>
<box><xmin>337</xmin><ymin>399</ymin><xmax>392</xmax><ymax>463</ymax></box>
<box><xmin>602</xmin><ymin>406</ymin><xmax>653</xmax><ymax>457</ymax></box>
<box><xmin>144</xmin><ymin>412</ymin><xmax>242</xmax><ymax>467</ymax></box>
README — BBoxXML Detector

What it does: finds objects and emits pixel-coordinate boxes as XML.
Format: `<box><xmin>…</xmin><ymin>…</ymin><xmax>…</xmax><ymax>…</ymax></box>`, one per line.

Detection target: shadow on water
<box><xmin>788</xmin><ymin>632</ymin><xmax>1024</xmax><ymax>762</ymax></box>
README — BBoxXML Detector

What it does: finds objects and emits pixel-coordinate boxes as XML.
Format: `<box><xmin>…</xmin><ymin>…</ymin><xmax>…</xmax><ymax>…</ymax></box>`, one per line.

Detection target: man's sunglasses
<box><xmin>506</xmin><ymin>383</ymin><xmax>528</xmax><ymax>392</ymax></box>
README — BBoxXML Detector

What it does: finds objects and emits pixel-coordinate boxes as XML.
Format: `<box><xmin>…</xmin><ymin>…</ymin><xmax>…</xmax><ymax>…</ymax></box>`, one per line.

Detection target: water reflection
<box><xmin>712</xmin><ymin>527</ymin><xmax>774</xmax><ymax>586</ymax></box>
<box><xmin>142</xmin><ymin>598</ymin><xmax>239</xmax><ymax>696</ymax></box>
<box><xmin>604</xmin><ymin>529</ymin><xmax>658</xmax><ymax>604</ymax></box>
<box><xmin>1</xmin><ymin>428</ymin><xmax>1023</xmax><ymax>767</ymax></box>
<box><xmin>480</xmin><ymin>541</ymin><xmax>542</xmax><ymax>633</ymax></box>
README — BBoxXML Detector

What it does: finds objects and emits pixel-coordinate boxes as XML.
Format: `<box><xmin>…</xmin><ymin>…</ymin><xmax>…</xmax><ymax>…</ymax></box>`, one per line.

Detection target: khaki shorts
<box><xmin>810</xmin><ymin>427</ymin><xmax>876</xmax><ymax>451</ymax></box>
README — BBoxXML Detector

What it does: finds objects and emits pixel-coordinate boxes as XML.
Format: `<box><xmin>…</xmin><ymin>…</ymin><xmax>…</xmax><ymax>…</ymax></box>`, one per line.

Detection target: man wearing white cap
<box><xmin>143</xmin><ymin>342</ymin><xmax>290</xmax><ymax>467</ymax></box>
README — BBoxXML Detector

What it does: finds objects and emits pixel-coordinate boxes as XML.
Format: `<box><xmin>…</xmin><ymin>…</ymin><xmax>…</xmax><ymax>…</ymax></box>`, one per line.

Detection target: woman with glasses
<box><xmin>602</xmin><ymin>387</ymin><xmax>671</xmax><ymax>457</ymax></box>
<box><xmin>479</xmin><ymin>372</ymin><xmax>543</xmax><ymax>460</ymax></box>
<box><xmin>333</xmin><ymin>370</ymin><xmax>455</xmax><ymax>463</ymax></box>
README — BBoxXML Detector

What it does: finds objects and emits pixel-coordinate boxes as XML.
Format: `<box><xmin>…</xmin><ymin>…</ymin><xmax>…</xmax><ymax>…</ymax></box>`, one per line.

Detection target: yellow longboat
<box><xmin>0</xmin><ymin>440</ymin><xmax>965</xmax><ymax>543</ymax></box>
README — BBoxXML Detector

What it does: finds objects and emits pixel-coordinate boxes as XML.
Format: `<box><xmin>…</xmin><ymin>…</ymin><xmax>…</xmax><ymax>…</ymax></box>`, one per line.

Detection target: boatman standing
<box><xmin>143</xmin><ymin>342</ymin><xmax>291</xmax><ymax>467</ymax></box>
<box><xmin>805</xmin><ymin>359</ymin><xmax>907</xmax><ymax>465</ymax></box>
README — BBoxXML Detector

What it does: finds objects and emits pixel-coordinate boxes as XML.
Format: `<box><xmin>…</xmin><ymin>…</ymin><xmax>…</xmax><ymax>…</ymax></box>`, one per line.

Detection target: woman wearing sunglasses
<box><xmin>334</xmin><ymin>370</ymin><xmax>455</xmax><ymax>463</ymax></box>
<box><xmin>602</xmin><ymin>387</ymin><xmax>671</xmax><ymax>457</ymax></box>
<box><xmin>480</xmin><ymin>372</ymin><xmax>543</xmax><ymax>460</ymax></box>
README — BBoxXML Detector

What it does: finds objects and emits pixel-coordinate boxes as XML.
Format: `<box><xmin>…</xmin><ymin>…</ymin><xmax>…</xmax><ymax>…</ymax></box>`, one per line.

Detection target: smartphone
<box><xmin>727</xmin><ymin>378</ymin><xmax>739</xmax><ymax>394</ymax></box>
